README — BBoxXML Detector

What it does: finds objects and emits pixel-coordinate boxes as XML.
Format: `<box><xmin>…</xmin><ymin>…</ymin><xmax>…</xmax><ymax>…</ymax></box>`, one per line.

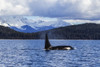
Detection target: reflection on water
<box><xmin>0</xmin><ymin>40</ymin><xmax>99</xmax><ymax>67</ymax></box>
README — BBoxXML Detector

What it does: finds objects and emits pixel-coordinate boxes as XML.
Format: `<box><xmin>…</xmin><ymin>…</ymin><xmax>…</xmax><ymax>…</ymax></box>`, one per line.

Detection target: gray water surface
<box><xmin>0</xmin><ymin>40</ymin><xmax>100</xmax><ymax>67</ymax></box>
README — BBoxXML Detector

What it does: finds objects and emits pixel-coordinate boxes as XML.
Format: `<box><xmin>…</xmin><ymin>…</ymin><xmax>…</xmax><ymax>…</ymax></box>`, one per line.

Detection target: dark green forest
<box><xmin>37</xmin><ymin>23</ymin><xmax>100</xmax><ymax>39</ymax></box>
<box><xmin>0</xmin><ymin>26</ymin><xmax>39</xmax><ymax>39</ymax></box>
<box><xmin>0</xmin><ymin>23</ymin><xmax>100</xmax><ymax>39</ymax></box>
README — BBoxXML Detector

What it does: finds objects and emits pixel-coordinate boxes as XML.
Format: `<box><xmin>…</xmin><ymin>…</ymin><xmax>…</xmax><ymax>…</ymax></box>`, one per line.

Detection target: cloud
<box><xmin>0</xmin><ymin>0</ymin><xmax>30</xmax><ymax>15</ymax></box>
<box><xmin>0</xmin><ymin>0</ymin><xmax>100</xmax><ymax>20</ymax></box>
<box><xmin>63</xmin><ymin>19</ymin><xmax>99</xmax><ymax>25</ymax></box>
<box><xmin>29</xmin><ymin>0</ymin><xmax>100</xmax><ymax>19</ymax></box>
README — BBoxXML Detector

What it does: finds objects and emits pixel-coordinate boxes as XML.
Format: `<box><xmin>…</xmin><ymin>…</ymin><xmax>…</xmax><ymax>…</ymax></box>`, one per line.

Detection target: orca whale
<box><xmin>44</xmin><ymin>34</ymin><xmax>74</xmax><ymax>50</ymax></box>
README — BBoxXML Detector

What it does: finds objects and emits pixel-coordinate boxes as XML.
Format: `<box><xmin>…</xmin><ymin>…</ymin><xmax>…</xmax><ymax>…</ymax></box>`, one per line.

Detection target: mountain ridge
<box><xmin>0</xmin><ymin>16</ymin><xmax>71</xmax><ymax>33</ymax></box>
<box><xmin>0</xmin><ymin>23</ymin><xmax>99</xmax><ymax>39</ymax></box>
<box><xmin>35</xmin><ymin>23</ymin><xmax>100</xmax><ymax>39</ymax></box>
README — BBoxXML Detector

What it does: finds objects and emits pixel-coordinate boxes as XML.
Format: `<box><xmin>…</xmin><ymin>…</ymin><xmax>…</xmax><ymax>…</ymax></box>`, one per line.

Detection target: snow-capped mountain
<box><xmin>0</xmin><ymin>16</ymin><xmax>71</xmax><ymax>33</ymax></box>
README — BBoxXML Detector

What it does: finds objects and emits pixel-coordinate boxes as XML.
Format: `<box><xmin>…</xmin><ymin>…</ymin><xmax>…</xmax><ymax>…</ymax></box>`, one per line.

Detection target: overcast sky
<box><xmin>0</xmin><ymin>0</ymin><xmax>100</xmax><ymax>24</ymax></box>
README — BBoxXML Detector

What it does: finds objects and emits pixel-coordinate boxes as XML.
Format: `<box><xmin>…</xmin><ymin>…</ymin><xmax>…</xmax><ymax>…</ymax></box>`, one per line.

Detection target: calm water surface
<box><xmin>0</xmin><ymin>40</ymin><xmax>100</xmax><ymax>67</ymax></box>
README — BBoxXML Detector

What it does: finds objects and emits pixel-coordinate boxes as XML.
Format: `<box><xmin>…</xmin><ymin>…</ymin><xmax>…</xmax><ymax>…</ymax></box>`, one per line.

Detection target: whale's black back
<box><xmin>44</xmin><ymin>34</ymin><xmax>74</xmax><ymax>50</ymax></box>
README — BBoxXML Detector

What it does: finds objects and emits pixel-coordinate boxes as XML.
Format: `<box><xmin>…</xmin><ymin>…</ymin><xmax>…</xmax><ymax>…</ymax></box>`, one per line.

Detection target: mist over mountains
<box><xmin>0</xmin><ymin>16</ymin><xmax>71</xmax><ymax>33</ymax></box>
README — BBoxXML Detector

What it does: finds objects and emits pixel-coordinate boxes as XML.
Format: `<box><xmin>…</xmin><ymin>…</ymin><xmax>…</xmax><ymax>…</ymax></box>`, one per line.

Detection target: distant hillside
<box><xmin>0</xmin><ymin>26</ymin><xmax>38</xmax><ymax>39</ymax></box>
<box><xmin>0</xmin><ymin>23</ymin><xmax>100</xmax><ymax>39</ymax></box>
<box><xmin>10</xmin><ymin>25</ymin><xmax>38</xmax><ymax>33</ymax></box>
<box><xmin>36</xmin><ymin>23</ymin><xmax>100</xmax><ymax>39</ymax></box>
<box><xmin>10</xmin><ymin>25</ymin><xmax>54</xmax><ymax>33</ymax></box>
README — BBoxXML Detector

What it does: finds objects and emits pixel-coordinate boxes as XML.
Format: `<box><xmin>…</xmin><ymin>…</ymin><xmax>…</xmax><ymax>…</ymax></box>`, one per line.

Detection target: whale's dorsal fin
<box><xmin>45</xmin><ymin>34</ymin><xmax>52</xmax><ymax>49</ymax></box>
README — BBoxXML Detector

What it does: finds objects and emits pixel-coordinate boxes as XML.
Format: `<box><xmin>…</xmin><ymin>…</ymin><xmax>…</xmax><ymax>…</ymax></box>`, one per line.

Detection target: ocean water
<box><xmin>0</xmin><ymin>40</ymin><xmax>99</xmax><ymax>67</ymax></box>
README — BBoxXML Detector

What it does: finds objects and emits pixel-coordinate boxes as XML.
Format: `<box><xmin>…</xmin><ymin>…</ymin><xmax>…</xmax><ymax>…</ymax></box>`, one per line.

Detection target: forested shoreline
<box><xmin>0</xmin><ymin>23</ymin><xmax>100</xmax><ymax>39</ymax></box>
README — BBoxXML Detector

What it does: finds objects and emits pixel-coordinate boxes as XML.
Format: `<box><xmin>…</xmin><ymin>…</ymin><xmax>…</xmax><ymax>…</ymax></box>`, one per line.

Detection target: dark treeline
<box><xmin>0</xmin><ymin>26</ymin><xmax>39</xmax><ymax>39</ymax></box>
<box><xmin>1</xmin><ymin>23</ymin><xmax>100</xmax><ymax>39</ymax></box>
<box><xmin>36</xmin><ymin>23</ymin><xmax>100</xmax><ymax>39</ymax></box>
